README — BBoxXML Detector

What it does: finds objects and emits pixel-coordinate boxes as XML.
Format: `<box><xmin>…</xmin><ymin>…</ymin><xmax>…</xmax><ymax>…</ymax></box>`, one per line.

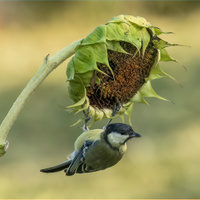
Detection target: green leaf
<box><xmin>147</xmin><ymin>26</ymin><xmax>173</xmax><ymax>36</ymax></box>
<box><xmin>73</xmin><ymin>46</ymin><xmax>98</xmax><ymax>74</ymax></box>
<box><xmin>140</xmin><ymin>80</ymin><xmax>168</xmax><ymax>101</ymax></box>
<box><xmin>154</xmin><ymin>27</ymin><xmax>163</xmax><ymax>35</ymax></box>
<box><xmin>107</xmin><ymin>20</ymin><xmax>143</xmax><ymax>51</ymax></box>
<box><xmin>152</xmin><ymin>39</ymin><xmax>169</xmax><ymax>49</ymax></box>
<box><xmin>106</xmin><ymin>21</ymin><xmax>141</xmax><ymax>51</ymax></box>
<box><xmin>130</xmin><ymin>91</ymin><xmax>148</xmax><ymax>104</ymax></box>
<box><xmin>75</xmin><ymin>96</ymin><xmax>90</xmax><ymax>113</ymax></box>
<box><xmin>148</xmin><ymin>66</ymin><xmax>164</xmax><ymax>81</ymax></box>
<box><xmin>106</xmin><ymin>22</ymin><xmax>130</xmax><ymax>42</ymax></box>
<box><xmin>154</xmin><ymin>27</ymin><xmax>173</xmax><ymax>35</ymax></box>
<box><xmin>141</xmin><ymin>27</ymin><xmax>151</xmax><ymax>55</ymax></box>
<box><xmin>67</xmin><ymin>95</ymin><xmax>86</xmax><ymax>109</ymax></box>
<box><xmin>160</xmin><ymin>48</ymin><xmax>176</xmax><ymax>62</ymax></box>
<box><xmin>90</xmin><ymin>43</ymin><xmax>113</xmax><ymax>75</ymax></box>
<box><xmin>74</xmin><ymin>45</ymin><xmax>111</xmax><ymax>77</ymax></box>
<box><xmin>68</xmin><ymin>75</ymin><xmax>86</xmax><ymax>103</ymax></box>
<box><xmin>160</xmin><ymin>48</ymin><xmax>187</xmax><ymax>71</ymax></box>
<box><xmin>76</xmin><ymin>71</ymin><xmax>96</xmax><ymax>87</ymax></box>
<box><xmin>106</xmin><ymin>40</ymin><xmax>129</xmax><ymax>54</ymax></box>
<box><xmin>153</xmin><ymin>64</ymin><xmax>180</xmax><ymax>84</ymax></box>
<box><xmin>66</xmin><ymin>58</ymin><xmax>75</xmax><ymax>80</ymax></box>
<box><xmin>108</xmin><ymin>15</ymin><xmax>127</xmax><ymax>24</ymax></box>
<box><xmin>129</xmin><ymin>25</ymin><xmax>142</xmax><ymax>51</ymax></box>
<box><xmin>153</xmin><ymin>39</ymin><xmax>184</xmax><ymax>50</ymax></box>
<box><xmin>125</xmin><ymin>15</ymin><xmax>151</xmax><ymax>27</ymax></box>
<box><xmin>81</xmin><ymin>25</ymin><xmax>107</xmax><ymax>45</ymax></box>
<box><xmin>71</xmin><ymin>118</ymin><xmax>83</xmax><ymax>127</ymax></box>
<box><xmin>125</xmin><ymin>102</ymin><xmax>134</xmax><ymax>125</ymax></box>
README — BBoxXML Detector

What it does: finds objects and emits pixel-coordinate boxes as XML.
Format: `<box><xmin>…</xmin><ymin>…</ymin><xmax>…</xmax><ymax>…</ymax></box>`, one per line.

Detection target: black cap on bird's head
<box><xmin>105</xmin><ymin>123</ymin><xmax>141</xmax><ymax>138</ymax></box>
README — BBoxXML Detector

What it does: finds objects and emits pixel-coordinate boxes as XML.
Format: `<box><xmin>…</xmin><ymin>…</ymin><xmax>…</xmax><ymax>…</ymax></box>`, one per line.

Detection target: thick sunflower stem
<box><xmin>0</xmin><ymin>39</ymin><xmax>82</xmax><ymax>157</ymax></box>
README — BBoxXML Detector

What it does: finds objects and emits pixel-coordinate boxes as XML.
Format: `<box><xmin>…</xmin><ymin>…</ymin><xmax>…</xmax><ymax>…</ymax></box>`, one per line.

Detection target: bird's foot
<box><xmin>103</xmin><ymin>102</ymin><xmax>122</xmax><ymax>129</ymax></box>
<box><xmin>82</xmin><ymin>108</ymin><xmax>91</xmax><ymax>131</ymax></box>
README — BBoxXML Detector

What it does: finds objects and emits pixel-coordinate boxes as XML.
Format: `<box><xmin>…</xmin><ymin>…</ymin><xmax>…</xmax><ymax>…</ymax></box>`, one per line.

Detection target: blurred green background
<box><xmin>0</xmin><ymin>1</ymin><xmax>200</xmax><ymax>199</ymax></box>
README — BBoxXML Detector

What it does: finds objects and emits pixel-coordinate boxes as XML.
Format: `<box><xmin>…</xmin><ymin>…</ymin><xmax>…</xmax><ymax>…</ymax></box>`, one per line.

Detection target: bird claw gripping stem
<box><xmin>103</xmin><ymin>102</ymin><xmax>122</xmax><ymax>129</ymax></box>
<box><xmin>82</xmin><ymin>108</ymin><xmax>92</xmax><ymax>131</ymax></box>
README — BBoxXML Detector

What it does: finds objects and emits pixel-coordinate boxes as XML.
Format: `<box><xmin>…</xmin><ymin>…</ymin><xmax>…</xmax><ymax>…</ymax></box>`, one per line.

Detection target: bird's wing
<box><xmin>74</xmin><ymin>129</ymin><xmax>103</xmax><ymax>151</ymax></box>
<box><xmin>66</xmin><ymin>141</ymin><xmax>92</xmax><ymax>175</ymax></box>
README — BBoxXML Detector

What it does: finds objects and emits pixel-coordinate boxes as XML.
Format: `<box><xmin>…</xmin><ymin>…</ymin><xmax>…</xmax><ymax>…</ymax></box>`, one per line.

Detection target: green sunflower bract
<box><xmin>66</xmin><ymin>15</ymin><xmax>180</xmax><ymax>124</ymax></box>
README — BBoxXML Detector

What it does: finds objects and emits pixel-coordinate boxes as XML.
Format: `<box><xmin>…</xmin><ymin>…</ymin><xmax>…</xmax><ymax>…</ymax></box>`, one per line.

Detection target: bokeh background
<box><xmin>0</xmin><ymin>1</ymin><xmax>200</xmax><ymax>199</ymax></box>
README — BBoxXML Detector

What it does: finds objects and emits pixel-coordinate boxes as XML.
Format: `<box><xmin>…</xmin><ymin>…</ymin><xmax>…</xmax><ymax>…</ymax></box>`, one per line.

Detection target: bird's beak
<box><xmin>129</xmin><ymin>131</ymin><xmax>141</xmax><ymax>138</ymax></box>
<box><xmin>125</xmin><ymin>131</ymin><xmax>141</xmax><ymax>143</ymax></box>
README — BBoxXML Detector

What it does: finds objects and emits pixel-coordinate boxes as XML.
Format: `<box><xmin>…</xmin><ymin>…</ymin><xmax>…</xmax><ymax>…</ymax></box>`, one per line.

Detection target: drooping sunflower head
<box><xmin>66</xmin><ymin>15</ymin><xmax>180</xmax><ymax>124</ymax></box>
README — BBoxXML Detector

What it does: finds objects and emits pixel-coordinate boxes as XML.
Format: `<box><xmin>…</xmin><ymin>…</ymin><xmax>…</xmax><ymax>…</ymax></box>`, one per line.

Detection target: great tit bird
<box><xmin>40</xmin><ymin>123</ymin><xmax>141</xmax><ymax>176</ymax></box>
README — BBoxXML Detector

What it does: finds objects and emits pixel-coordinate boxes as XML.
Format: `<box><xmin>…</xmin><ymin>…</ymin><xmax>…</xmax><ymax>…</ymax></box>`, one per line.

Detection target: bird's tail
<box><xmin>40</xmin><ymin>160</ymin><xmax>71</xmax><ymax>173</ymax></box>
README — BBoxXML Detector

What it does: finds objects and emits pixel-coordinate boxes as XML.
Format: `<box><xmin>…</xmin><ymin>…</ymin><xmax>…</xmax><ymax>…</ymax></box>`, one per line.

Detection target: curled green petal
<box><xmin>94</xmin><ymin>108</ymin><xmax>104</xmax><ymax>121</ymax></box>
<box><xmin>103</xmin><ymin>108</ymin><xmax>113</xmax><ymax>119</ymax></box>
<box><xmin>71</xmin><ymin>118</ymin><xmax>84</xmax><ymax>127</ymax></box>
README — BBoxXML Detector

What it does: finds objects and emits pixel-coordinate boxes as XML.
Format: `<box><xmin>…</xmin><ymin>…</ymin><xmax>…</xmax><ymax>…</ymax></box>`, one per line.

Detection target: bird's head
<box><xmin>104</xmin><ymin>123</ymin><xmax>141</xmax><ymax>148</ymax></box>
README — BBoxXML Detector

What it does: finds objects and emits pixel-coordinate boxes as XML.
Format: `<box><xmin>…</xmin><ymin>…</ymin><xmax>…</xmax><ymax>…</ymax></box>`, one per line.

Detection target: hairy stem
<box><xmin>0</xmin><ymin>39</ymin><xmax>82</xmax><ymax>157</ymax></box>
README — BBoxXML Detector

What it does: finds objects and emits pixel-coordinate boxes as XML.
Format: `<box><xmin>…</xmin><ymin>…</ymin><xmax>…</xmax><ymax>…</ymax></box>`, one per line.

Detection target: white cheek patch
<box><xmin>107</xmin><ymin>132</ymin><xmax>129</xmax><ymax>148</ymax></box>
